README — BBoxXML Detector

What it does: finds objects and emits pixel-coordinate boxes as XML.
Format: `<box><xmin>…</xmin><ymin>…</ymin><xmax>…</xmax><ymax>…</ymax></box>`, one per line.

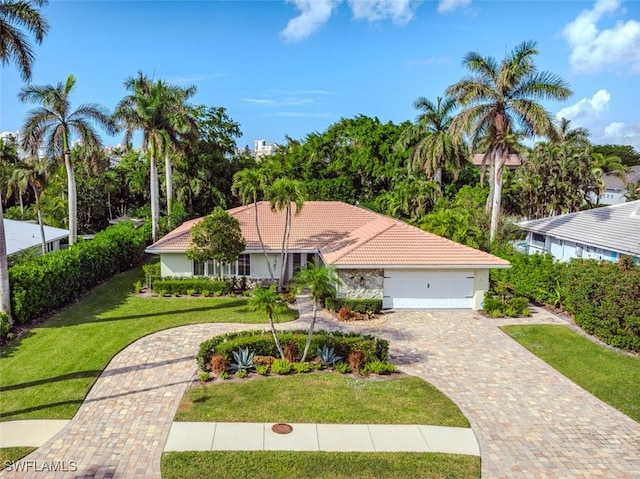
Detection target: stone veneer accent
<box><xmin>337</xmin><ymin>268</ymin><xmax>384</xmax><ymax>300</ymax></box>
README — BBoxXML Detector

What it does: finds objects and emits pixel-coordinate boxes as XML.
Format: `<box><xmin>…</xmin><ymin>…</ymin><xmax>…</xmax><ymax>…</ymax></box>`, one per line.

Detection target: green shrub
<box><xmin>334</xmin><ymin>361</ymin><xmax>350</xmax><ymax>374</ymax></box>
<box><xmin>364</xmin><ymin>360</ymin><xmax>396</xmax><ymax>375</ymax></box>
<box><xmin>293</xmin><ymin>362</ymin><xmax>311</xmax><ymax>374</ymax></box>
<box><xmin>235</xmin><ymin>370</ymin><xmax>248</xmax><ymax>379</ymax></box>
<box><xmin>271</xmin><ymin>359</ymin><xmax>292</xmax><ymax>375</ymax></box>
<box><xmin>196</xmin><ymin>330</ymin><xmax>389</xmax><ymax>372</ymax></box>
<box><xmin>152</xmin><ymin>278</ymin><xmax>229</xmax><ymax>296</ymax></box>
<box><xmin>256</xmin><ymin>364</ymin><xmax>269</xmax><ymax>375</ymax></box>
<box><xmin>199</xmin><ymin>372</ymin><xmax>211</xmax><ymax>382</ymax></box>
<box><xmin>201</xmin><ymin>290</ymin><xmax>210</xmax><ymax>297</ymax></box>
<box><xmin>9</xmin><ymin>221</ymin><xmax>149</xmax><ymax>325</ymax></box>
<box><xmin>324</xmin><ymin>298</ymin><xmax>383</xmax><ymax>314</ymax></box>
<box><xmin>0</xmin><ymin>312</ymin><xmax>11</xmax><ymax>341</ymax></box>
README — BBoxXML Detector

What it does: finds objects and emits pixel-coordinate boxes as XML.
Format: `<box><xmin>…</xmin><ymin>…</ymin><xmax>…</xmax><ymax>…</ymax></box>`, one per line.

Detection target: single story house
<box><xmin>147</xmin><ymin>201</ymin><xmax>509</xmax><ymax>310</ymax></box>
<box><xmin>4</xmin><ymin>218</ymin><xmax>68</xmax><ymax>257</ymax></box>
<box><xmin>518</xmin><ymin>200</ymin><xmax>640</xmax><ymax>263</ymax></box>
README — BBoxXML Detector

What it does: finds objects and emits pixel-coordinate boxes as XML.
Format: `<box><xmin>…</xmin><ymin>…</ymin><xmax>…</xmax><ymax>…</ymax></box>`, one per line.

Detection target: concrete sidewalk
<box><xmin>0</xmin><ymin>420</ymin><xmax>479</xmax><ymax>456</ymax></box>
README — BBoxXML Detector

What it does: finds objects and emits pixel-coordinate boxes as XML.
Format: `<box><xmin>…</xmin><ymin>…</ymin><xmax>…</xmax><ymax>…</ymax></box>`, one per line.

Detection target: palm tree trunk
<box><xmin>0</xmin><ymin>201</ymin><xmax>12</xmax><ymax>325</ymax></box>
<box><xmin>64</xmin><ymin>150</ymin><xmax>78</xmax><ymax>245</ymax></box>
<box><xmin>280</xmin><ymin>206</ymin><xmax>293</xmax><ymax>290</ymax></box>
<box><xmin>434</xmin><ymin>167</ymin><xmax>443</xmax><ymax>192</ymax></box>
<box><xmin>278</xmin><ymin>209</ymin><xmax>289</xmax><ymax>290</ymax></box>
<box><xmin>301</xmin><ymin>301</ymin><xmax>317</xmax><ymax>362</ymax></box>
<box><xmin>150</xmin><ymin>145</ymin><xmax>159</xmax><ymax>243</ymax></box>
<box><xmin>33</xmin><ymin>186</ymin><xmax>46</xmax><ymax>254</ymax></box>
<box><xmin>254</xmin><ymin>201</ymin><xmax>274</xmax><ymax>281</ymax></box>
<box><xmin>165</xmin><ymin>151</ymin><xmax>173</xmax><ymax>225</ymax></box>
<box><xmin>269</xmin><ymin>314</ymin><xmax>285</xmax><ymax>359</ymax></box>
<box><xmin>489</xmin><ymin>149</ymin><xmax>505</xmax><ymax>243</ymax></box>
<box><xmin>19</xmin><ymin>195</ymin><xmax>24</xmax><ymax>216</ymax></box>
<box><xmin>485</xmin><ymin>159</ymin><xmax>494</xmax><ymax>214</ymax></box>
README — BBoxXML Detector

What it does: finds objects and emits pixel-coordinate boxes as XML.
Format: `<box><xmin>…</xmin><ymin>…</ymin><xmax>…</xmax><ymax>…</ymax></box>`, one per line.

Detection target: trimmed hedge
<box><xmin>152</xmin><ymin>278</ymin><xmax>229</xmax><ymax>295</ymax></box>
<box><xmin>325</xmin><ymin>298</ymin><xmax>383</xmax><ymax>314</ymax></box>
<box><xmin>9</xmin><ymin>221</ymin><xmax>150</xmax><ymax>324</ymax></box>
<box><xmin>197</xmin><ymin>329</ymin><xmax>389</xmax><ymax>371</ymax></box>
<box><xmin>491</xmin><ymin>246</ymin><xmax>640</xmax><ymax>351</ymax></box>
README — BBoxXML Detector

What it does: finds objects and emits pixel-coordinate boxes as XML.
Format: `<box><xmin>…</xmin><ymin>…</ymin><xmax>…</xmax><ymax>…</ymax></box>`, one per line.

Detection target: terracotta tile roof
<box><xmin>147</xmin><ymin>201</ymin><xmax>509</xmax><ymax>268</ymax></box>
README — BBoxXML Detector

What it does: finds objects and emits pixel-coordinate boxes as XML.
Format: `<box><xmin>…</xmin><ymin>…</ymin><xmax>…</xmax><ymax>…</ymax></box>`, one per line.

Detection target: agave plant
<box><xmin>230</xmin><ymin>347</ymin><xmax>256</xmax><ymax>373</ymax></box>
<box><xmin>317</xmin><ymin>345</ymin><xmax>341</xmax><ymax>367</ymax></box>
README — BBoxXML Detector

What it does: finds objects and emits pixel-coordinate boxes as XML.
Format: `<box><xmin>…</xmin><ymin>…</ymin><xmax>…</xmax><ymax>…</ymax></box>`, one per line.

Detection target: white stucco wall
<box><xmin>472</xmin><ymin>269</ymin><xmax>489</xmax><ymax>310</ymax></box>
<box><xmin>250</xmin><ymin>253</ymin><xmax>282</xmax><ymax>279</ymax></box>
<box><xmin>161</xmin><ymin>253</ymin><xmax>193</xmax><ymax>277</ymax></box>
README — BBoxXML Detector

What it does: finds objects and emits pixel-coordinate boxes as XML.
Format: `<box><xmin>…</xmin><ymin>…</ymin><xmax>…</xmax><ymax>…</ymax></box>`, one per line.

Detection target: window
<box><xmin>205</xmin><ymin>261</ymin><xmax>216</xmax><ymax>277</ymax></box>
<box><xmin>576</xmin><ymin>245</ymin><xmax>583</xmax><ymax>258</ymax></box>
<box><xmin>46</xmin><ymin>242</ymin><xmax>55</xmax><ymax>253</ymax></box>
<box><xmin>531</xmin><ymin>233</ymin><xmax>545</xmax><ymax>247</ymax></box>
<box><xmin>306</xmin><ymin>253</ymin><xmax>316</xmax><ymax>267</ymax></box>
<box><xmin>238</xmin><ymin>254</ymin><xmax>250</xmax><ymax>276</ymax></box>
<box><xmin>293</xmin><ymin>253</ymin><xmax>302</xmax><ymax>274</ymax></box>
<box><xmin>193</xmin><ymin>261</ymin><xmax>205</xmax><ymax>276</ymax></box>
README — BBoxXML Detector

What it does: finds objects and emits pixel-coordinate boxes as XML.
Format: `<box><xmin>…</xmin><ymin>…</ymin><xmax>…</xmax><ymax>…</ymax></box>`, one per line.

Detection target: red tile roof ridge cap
<box><xmin>323</xmin><ymin>215</ymin><xmax>397</xmax><ymax>263</ymax></box>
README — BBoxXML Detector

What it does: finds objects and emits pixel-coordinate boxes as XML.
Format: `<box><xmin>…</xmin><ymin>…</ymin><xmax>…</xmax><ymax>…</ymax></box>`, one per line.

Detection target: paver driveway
<box><xmin>2</xmin><ymin>300</ymin><xmax>639</xmax><ymax>478</ymax></box>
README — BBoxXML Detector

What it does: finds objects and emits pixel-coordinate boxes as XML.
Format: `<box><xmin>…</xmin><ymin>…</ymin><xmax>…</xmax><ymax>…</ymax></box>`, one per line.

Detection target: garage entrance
<box><xmin>383</xmin><ymin>269</ymin><xmax>474</xmax><ymax>309</ymax></box>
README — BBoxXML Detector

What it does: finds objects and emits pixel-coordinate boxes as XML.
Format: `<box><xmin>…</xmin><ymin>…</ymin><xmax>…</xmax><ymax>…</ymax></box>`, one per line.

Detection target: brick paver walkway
<box><xmin>3</xmin><ymin>299</ymin><xmax>639</xmax><ymax>478</ymax></box>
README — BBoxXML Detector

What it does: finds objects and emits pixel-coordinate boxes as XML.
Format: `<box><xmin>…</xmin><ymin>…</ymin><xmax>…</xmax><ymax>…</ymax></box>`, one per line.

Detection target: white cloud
<box><xmin>603</xmin><ymin>121</ymin><xmax>640</xmax><ymax>149</ymax></box>
<box><xmin>281</xmin><ymin>0</ymin><xmax>424</xmax><ymax>42</ymax></box>
<box><xmin>281</xmin><ymin>0</ymin><xmax>341</xmax><ymax>42</ymax></box>
<box><xmin>556</xmin><ymin>89</ymin><xmax>610</xmax><ymax>122</ymax></box>
<box><xmin>562</xmin><ymin>0</ymin><xmax>640</xmax><ymax>73</ymax></box>
<box><xmin>437</xmin><ymin>0</ymin><xmax>470</xmax><ymax>14</ymax></box>
<box><xmin>241</xmin><ymin>98</ymin><xmax>278</xmax><ymax>106</ymax></box>
<box><xmin>348</xmin><ymin>0</ymin><xmax>421</xmax><ymax>24</ymax></box>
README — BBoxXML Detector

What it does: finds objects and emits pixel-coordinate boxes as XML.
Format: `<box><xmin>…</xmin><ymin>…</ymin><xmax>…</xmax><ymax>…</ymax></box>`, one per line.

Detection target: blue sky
<box><xmin>2</xmin><ymin>0</ymin><xmax>640</xmax><ymax>150</ymax></box>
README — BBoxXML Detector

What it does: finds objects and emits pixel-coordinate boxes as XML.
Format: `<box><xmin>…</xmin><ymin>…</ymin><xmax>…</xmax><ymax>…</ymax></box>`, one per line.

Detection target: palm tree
<box><xmin>19</xmin><ymin>74</ymin><xmax>117</xmax><ymax>245</ymax></box>
<box><xmin>266</xmin><ymin>178</ymin><xmax>306</xmax><ymax>290</ymax></box>
<box><xmin>0</xmin><ymin>0</ymin><xmax>48</xmax><ymax>81</ymax></box>
<box><xmin>397</xmin><ymin>96</ymin><xmax>466</xmax><ymax>191</ymax></box>
<box><xmin>554</xmin><ymin>117</ymin><xmax>590</xmax><ymax>148</ymax></box>
<box><xmin>447</xmin><ymin>40</ymin><xmax>572</xmax><ymax>242</ymax></box>
<box><xmin>113</xmin><ymin>72</ymin><xmax>197</xmax><ymax>242</ymax></box>
<box><xmin>291</xmin><ymin>263</ymin><xmax>340</xmax><ymax>361</ymax></box>
<box><xmin>232</xmin><ymin>168</ymin><xmax>274</xmax><ymax>281</ymax></box>
<box><xmin>248</xmin><ymin>284</ymin><xmax>286</xmax><ymax>359</ymax></box>
<box><xmin>7</xmin><ymin>158</ymin><xmax>49</xmax><ymax>253</ymax></box>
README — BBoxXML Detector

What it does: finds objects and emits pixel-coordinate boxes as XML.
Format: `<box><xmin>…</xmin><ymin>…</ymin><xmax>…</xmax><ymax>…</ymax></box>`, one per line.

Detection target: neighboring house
<box><xmin>470</xmin><ymin>153</ymin><xmax>522</xmax><ymax>169</ymax></box>
<box><xmin>596</xmin><ymin>165</ymin><xmax>640</xmax><ymax>205</ymax></box>
<box><xmin>146</xmin><ymin>201</ymin><xmax>510</xmax><ymax>310</ymax></box>
<box><xmin>4</xmin><ymin>219</ymin><xmax>69</xmax><ymax>257</ymax></box>
<box><xmin>518</xmin><ymin>200</ymin><xmax>640</xmax><ymax>263</ymax></box>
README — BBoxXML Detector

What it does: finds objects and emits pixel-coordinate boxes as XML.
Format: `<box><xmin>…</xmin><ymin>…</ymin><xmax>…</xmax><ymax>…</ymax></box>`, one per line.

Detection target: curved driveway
<box><xmin>2</xmin><ymin>300</ymin><xmax>639</xmax><ymax>478</ymax></box>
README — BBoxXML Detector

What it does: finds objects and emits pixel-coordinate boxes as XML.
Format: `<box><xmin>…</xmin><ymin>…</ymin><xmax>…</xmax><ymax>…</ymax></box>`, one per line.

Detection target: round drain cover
<box><xmin>272</xmin><ymin>423</ymin><xmax>293</xmax><ymax>434</ymax></box>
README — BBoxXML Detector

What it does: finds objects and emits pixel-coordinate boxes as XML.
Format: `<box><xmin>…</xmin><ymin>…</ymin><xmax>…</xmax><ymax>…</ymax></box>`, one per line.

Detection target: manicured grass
<box><xmin>176</xmin><ymin>374</ymin><xmax>469</xmax><ymax>427</ymax></box>
<box><xmin>161</xmin><ymin>451</ymin><xmax>481</xmax><ymax>479</ymax></box>
<box><xmin>0</xmin><ymin>266</ymin><xmax>297</xmax><ymax>421</ymax></box>
<box><xmin>0</xmin><ymin>447</ymin><xmax>36</xmax><ymax>469</ymax></box>
<box><xmin>503</xmin><ymin>324</ymin><xmax>640</xmax><ymax>422</ymax></box>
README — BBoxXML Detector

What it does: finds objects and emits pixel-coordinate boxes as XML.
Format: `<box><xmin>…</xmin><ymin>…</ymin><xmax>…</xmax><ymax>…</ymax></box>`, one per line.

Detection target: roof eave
<box><xmin>330</xmin><ymin>263</ymin><xmax>511</xmax><ymax>269</ymax></box>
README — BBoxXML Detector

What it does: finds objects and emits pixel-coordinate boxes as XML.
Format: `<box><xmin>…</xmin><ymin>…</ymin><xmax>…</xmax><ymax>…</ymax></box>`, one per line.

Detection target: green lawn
<box><xmin>0</xmin><ymin>266</ymin><xmax>297</xmax><ymax>421</ymax></box>
<box><xmin>161</xmin><ymin>451</ymin><xmax>480</xmax><ymax>479</ymax></box>
<box><xmin>0</xmin><ymin>447</ymin><xmax>36</xmax><ymax>470</ymax></box>
<box><xmin>176</xmin><ymin>374</ymin><xmax>469</xmax><ymax>427</ymax></box>
<box><xmin>502</xmin><ymin>324</ymin><xmax>640</xmax><ymax>422</ymax></box>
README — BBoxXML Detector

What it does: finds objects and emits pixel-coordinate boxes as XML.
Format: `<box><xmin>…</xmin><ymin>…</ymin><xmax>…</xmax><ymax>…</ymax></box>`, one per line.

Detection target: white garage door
<box><xmin>383</xmin><ymin>270</ymin><xmax>474</xmax><ymax>309</ymax></box>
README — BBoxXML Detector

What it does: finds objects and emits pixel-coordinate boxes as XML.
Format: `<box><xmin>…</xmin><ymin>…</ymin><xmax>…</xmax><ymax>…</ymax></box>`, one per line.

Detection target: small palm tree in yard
<box><xmin>248</xmin><ymin>284</ymin><xmax>286</xmax><ymax>360</ymax></box>
<box><xmin>292</xmin><ymin>263</ymin><xmax>341</xmax><ymax>362</ymax></box>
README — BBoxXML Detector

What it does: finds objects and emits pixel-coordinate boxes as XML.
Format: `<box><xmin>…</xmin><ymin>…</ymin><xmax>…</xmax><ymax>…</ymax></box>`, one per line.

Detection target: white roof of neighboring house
<box><xmin>603</xmin><ymin>165</ymin><xmax>640</xmax><ymax>191</ymax></box>
<box><xmin>518</xmin><ymin>201</ymin><xmax>640</xmax><ymax>257</ymax></box>
<box><xmin>3</xmin><ymin>219</ymin><xmax>69</xmax><ymax>256</ymax></box>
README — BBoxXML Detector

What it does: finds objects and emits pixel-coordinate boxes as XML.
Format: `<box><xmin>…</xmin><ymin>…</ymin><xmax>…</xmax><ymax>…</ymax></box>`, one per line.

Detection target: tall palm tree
<box><xmin>0</xmin><ymin>0</ymin><xmax>48</xmax><ymax>81</ymax></box>
<box><xmin>19</xmin><ymin>74</ymin><xmax>117</xmax><ymax>245</ymax></box>
<box><xmin>113</xmin><ymin>72</ymin><xmax>197</xmax><ymax>242</ymax></box>
<box><xmin>291</xmin><ymin>263</ymin><xmax>340</xmax><ymax>361</ymax></box>
<box><xmin>248</xmin><ymin>284</ymin><xmax>286</xmax><ymax>360</ymax></box>
<box><xmin>447</xmin><ymin>40</ymin><xmax>572</xmax><ymax>242</ymax></box>
<box><xmin>232</xmin><ymin>168</ymin><xmax>275</xmax><ymax>281</ymax></box>
<box><xmin>266</xmin><ymin>178</ymin><xmax>306</xmax><ymax>290</ymax></box>
<box><xmin>7</xmin><ymin>158</ymin><xmax>49</xmax><ymax>253</ymax></box>
<box><xmin>397</xmin><ymin>96</ymin><xmax>466</xmax><ymax>191</ymax></box>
